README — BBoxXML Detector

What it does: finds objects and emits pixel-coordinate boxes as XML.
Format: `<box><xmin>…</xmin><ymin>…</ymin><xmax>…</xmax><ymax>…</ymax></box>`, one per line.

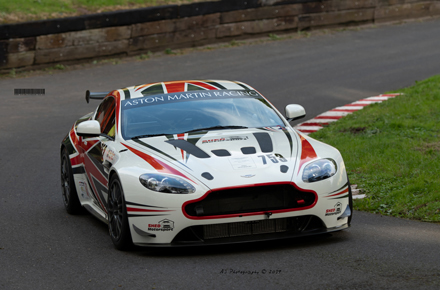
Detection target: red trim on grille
<box><xmin>182</xmin><ymin>182</ymin><xmax>318</xmax><ymax>220</ymax></box>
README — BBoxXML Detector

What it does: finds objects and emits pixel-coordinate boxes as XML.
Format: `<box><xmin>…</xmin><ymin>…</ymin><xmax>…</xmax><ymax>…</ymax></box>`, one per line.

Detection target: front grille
<box><xmin>184</xmin><ymin>184</ymin><xmax>316</xmax><ymax>217</ymax></box>
<box><xmin>172</xmin><ymin>215</ymin><xmax>325</xmax><ymax>243</ymax></box>
<box><xmin>204</xmin><ymin>218</ymin><xmax>287</xmax><ymax>239</ymax></box>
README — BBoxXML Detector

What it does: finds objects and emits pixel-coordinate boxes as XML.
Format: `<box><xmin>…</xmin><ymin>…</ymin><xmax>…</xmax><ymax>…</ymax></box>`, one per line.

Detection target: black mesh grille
<box><xmin>184</xmin><ymin>184</ymin><xmax>316</xmax><ymax>217</ymax></box>
<box><xmin>171</xmin><ymin>216</ymin><xmax>325</xmax><ymax>243</ymax></box>
<box><xmin>204</xmin><ymin>218</ymin><xmax>288</xmax><ymax>239</ymax></box>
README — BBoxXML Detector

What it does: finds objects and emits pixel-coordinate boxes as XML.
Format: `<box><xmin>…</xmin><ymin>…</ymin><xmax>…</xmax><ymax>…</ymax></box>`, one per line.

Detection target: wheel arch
<box><xmin>60</xmin><ymin>143</ymin><xmax>67</xmax><ymax>158</ymax></box>
<box><xmin>108</xmin><ymin>169</ymin><xmax>119</xmax><ymax>185</ymax></box>
<box><xmin>107</xmin><ymin>168</ymin><xmax>134</xmax><ymax>250</ymax></box>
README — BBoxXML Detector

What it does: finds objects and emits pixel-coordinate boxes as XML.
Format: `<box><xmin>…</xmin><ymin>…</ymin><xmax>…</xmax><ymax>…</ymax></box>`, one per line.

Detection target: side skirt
<box><xmin>84</xmin><ymin>204</ymin><xmax>108</xmax><ymax>224</ymax></box>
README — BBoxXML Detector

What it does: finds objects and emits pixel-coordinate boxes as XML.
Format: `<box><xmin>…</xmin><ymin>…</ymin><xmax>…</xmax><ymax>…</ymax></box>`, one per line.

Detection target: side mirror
<box><xmin>285</xmin><ymin>104</ymin><xmax>306</xmax><ymax>122</ymax></box>
<box><xmin>76</xmin><ymin>120</ymin><xmax>101</xmax><ymax>137</ymax></box>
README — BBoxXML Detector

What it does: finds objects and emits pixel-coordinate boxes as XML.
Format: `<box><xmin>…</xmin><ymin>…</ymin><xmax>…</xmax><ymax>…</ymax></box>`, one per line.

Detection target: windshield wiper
<box><xmin>131</xmin><ymin>126</ymin><xmax>248</xmax><ymax>139</ymax></box>
<box><xmin>131</xmin><ymin>133</ymin><xmax>167</xmax><ymax>139</ymax></box>
<box><xmin>183</xmin><ymin>125</ymin><xmax>248</xmax><ymax>134</ymax></box>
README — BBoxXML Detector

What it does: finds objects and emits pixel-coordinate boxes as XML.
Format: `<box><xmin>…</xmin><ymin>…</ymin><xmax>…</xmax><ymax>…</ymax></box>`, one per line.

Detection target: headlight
<box><xmin>302</xmin><ymin>159</ymin><xmax>337</xmax><ymax>183</ymax></box>
<box><xmin>139</xmin><ymin>173</ymin><xmax>196</xmax><ymax>194</ymax></box>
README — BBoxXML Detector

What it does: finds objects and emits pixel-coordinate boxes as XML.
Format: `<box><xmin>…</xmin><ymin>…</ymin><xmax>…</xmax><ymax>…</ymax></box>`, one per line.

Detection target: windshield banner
<box><xmin>121</xmin><ymin>90</ymin><xmax>261</xmax><ymax>109</ymax></box>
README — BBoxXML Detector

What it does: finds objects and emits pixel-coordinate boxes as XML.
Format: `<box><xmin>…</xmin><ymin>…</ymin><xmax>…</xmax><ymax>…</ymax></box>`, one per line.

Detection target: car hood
<box><xmin>126</xmin><ymin>128</ymin><xmax>300</xmax><ymax>189</ymax></box>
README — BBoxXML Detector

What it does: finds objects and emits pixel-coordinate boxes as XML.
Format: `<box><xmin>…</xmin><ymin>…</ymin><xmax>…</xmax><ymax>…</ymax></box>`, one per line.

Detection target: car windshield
<box><xmin>120</xmin><ymin>89</ymin><xmax>285</xmax><ymax>139</ymax></box>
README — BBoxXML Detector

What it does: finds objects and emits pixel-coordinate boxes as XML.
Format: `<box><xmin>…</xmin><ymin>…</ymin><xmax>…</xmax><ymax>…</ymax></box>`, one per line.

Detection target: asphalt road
<box><xmin>1</xmin><ymin>18</ymin><xmax>440</xmax><ymax>289</ymax></box>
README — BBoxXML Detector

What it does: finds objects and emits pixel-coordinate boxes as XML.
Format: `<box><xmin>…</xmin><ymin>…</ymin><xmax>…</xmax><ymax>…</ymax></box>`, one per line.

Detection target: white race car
<box><xmin>60</xmin><ymin>80</ymin><xmax>352</xmax><ymax>250</ymax></box>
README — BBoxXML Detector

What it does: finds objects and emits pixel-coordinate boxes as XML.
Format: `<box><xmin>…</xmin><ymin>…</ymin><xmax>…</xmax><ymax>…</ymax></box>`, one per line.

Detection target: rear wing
<box><xmin>85</xmin><ymin>90</ymin><xmax>110</xmax><ymax>103</ymax></box>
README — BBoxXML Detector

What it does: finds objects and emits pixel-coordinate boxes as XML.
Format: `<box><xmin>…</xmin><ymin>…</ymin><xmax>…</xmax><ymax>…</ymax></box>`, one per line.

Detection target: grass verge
<box><xmin>0</xmin><ymin>0</ymin><xmax>211</xmax><ymax>24</ymax></box>
<box><xmin>310</xmin><ymin>75</ymin><xmax>440</xmax><ymax>222</ymax></box>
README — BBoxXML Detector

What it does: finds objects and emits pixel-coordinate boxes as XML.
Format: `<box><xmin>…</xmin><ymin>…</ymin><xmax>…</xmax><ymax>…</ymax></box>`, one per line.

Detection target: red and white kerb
<box><xmin>295</xmin><ymin>94</ymin><xmax>402</xmax><ymax>135</ymax></box>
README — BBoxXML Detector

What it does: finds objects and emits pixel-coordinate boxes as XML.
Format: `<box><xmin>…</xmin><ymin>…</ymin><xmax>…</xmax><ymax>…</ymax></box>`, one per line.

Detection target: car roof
<box><xmin>114</xmin><ymin>80</ymin><xmax>255</xmax><ymax>101</ymax></box>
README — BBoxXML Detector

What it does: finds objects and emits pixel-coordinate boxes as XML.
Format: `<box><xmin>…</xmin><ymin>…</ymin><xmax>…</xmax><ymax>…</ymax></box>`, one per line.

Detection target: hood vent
<box><xmin>211</xmin><ymin>149</ymin><xmax>231</xmax><ymax>157</ymax></box>
<box><xmin>253</xmin><ymin>132</ymin><xmax>273</xmax><ymax>153</ymax></box>
<box><xmin>201</xmin><ymin>172</ymin><xmax>214</xmax><ymax>180</ymax></box>
<box><xmin>241</xmin><ymin>147</ymin><xmax>256</xmax><ymax>154</ymax></box>
<box><xmin>165</xmin><ymin>139</ymin><xmax>210</xmax><ymax>158</ymax></box>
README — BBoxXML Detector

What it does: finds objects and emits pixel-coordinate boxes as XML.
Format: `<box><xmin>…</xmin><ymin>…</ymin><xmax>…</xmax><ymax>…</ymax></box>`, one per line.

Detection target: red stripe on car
<box><xmin>327</xmin><ymin>187</ymin><xmax>349</xmax><ymax>197</ymax></box>
<box><xmin>297</xmin><ymin>134</ymin><xmax>318</xmax><ymax>174</ymax></box>
<box><xmin>165</xmin><ymin>82</ymin><xmax>186</xmax><ymax>93</ymax></box>
<box><xmin>122</xmin><ymin>143</ymin><xmax>195</xmax><ymax>183</ymax></box>
<box><xmin>188</xmin><ymin>81</ymin><xmax>219</xmax><ymax>90</ymax></box>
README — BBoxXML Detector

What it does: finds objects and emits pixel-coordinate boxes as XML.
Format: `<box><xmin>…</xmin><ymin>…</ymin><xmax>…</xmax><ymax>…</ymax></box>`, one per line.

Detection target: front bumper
<box><xmin>125</xmin><ymin>178</ymin><xmax>352</xmax><ymax>246</ymax></box>
<box><xmin>130</xmin><ymin>213</ymin><xmax>349</xmax><ymax>247</ymax></box>
<box><xmin>135</xmin><ymin>216</ymin><xmax>349</xmax><ymax>247</ymax></box>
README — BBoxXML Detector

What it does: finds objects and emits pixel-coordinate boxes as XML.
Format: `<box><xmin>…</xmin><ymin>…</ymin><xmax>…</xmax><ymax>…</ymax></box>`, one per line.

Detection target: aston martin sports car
<box><xmin>60</xmin><ymin>80</ymin><xmax>352</xmax><ymax>250</ymax></box>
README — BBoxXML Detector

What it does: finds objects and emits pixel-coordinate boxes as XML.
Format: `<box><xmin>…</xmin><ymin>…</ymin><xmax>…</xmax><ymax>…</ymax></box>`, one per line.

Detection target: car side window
<box><xmin>95</xmin><ymin>97</ymin><xmax>116</xmax><ymax>138</ymax></box>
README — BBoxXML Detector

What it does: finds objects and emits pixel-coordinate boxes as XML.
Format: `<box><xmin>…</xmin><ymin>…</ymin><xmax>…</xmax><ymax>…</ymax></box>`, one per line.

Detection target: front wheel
<box><xmin>61</xmin><ymin>148</ymin><xmax>82</xmax><ymax>214</ymax></box>
<box><xmin>107</xmin><ymin>175</ymin><xmax>133</xmax><ymax>250</ymax></box>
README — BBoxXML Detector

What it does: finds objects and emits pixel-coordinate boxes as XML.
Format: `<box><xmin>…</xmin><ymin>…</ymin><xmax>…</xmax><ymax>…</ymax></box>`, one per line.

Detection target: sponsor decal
<box><xmin>229</xmin><ymin>156</ymin><xmax>257</xmax><ymax>170</ymax></box>
<box><xmin>147</xmin><ymin>219</ymin><xmax>175</xmax><ymax>231</ymax></box>
<box><xmin>202</xmin><ymin>136</ymin><xmax>249</xmax><ymax>144</ymax></box>
<box><xmin>78</xmin><ymin>181</ymin><xmax>89</xmax><ymax>198</ymax></box>
<box><xmin>105</xmin><ymin>149</ymin><xmax>115</xmax><ymax>162</ymax></box>
<box><xmin>122</xmin><ymin>90</ymin><xmax>260</xmax><ymax>108</ymax></box>
<box><xmin>325</xmin><ymin>202</ymin><xmax>342</xmax><ymax>216</ymax></box>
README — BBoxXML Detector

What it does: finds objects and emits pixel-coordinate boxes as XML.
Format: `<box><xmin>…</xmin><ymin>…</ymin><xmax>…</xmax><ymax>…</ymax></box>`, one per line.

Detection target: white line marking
<box><xmin>295</xmin><ymin>126</ymin><xmax>323</xmax><ymax>131</ymax></box>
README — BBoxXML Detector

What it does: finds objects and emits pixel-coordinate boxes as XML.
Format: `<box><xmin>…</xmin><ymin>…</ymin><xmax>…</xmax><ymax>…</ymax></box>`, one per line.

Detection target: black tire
<box><xmin>107</xmin><ymin>175</ymin><xmax>133</xmax><ymax>250</ymax></box>
<box><xmin>61</xmin><ymin>147</ymin><xmax>82</xmax><ymax>214</ymax></box>
<box><xmin>347</xmin><ymin>176</ymin><xmax>353</xmax><ymax>226</ymax></box>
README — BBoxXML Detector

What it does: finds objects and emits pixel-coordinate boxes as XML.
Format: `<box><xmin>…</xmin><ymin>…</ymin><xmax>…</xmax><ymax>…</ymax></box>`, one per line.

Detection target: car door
<box><xmin>79</xmin><ymin>96</ymin><xmax>116</xmax><ymax>212</ymax></box>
